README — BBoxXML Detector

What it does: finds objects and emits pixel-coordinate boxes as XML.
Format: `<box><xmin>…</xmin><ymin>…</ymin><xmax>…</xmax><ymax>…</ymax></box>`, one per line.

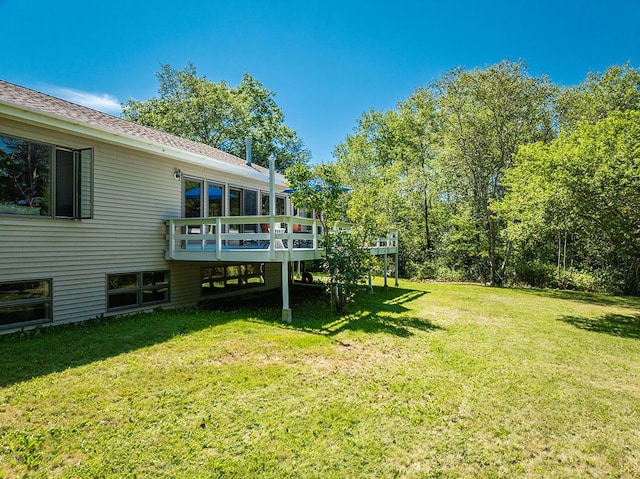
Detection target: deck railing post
<box><xmin>286</xmin><ymin>217</ymin><xmax>293</xmax><ymax>252</ymax></box>
<box><xmin>166</xmin><ymin>220</ymin><xmax>174</xmax><ymax>259</ymax></box>
<box><xmin>216</xmin><ymin>217</ymin><xmax>222</xmax><ymax>260</ymax></box>
<box><xmin>313</xmin><ymin>218</ymin><xmax>318</xmax><ymax>251</ymax></box>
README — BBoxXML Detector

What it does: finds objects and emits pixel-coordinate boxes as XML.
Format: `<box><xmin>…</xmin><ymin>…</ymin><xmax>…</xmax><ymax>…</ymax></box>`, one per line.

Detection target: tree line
<box><xmin>124</xmin><ymin>61</ymin><xmax>640</xmax><ymax>297</ymax></box>
<box><xmin>335</xmin><ymin>61</ymin><xmax>640</xmax><ymax>295</ymax></box>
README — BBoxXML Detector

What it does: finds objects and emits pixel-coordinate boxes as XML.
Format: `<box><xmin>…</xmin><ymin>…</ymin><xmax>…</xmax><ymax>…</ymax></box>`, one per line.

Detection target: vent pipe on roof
<box><xmin>246</xmin><ymin>136</ymin><xmax>252</xmax><ymax>167</ymax></box>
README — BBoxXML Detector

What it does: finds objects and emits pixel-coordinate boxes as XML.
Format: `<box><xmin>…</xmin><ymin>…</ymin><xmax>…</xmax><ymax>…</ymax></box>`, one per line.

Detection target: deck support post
<box><xmin>269</xmin><ymin>154</ymin><xmax>276</xmax><ymax>260</ymax></box>
<box><xmin>281</xmin><ymin>259</ymin><xmax>292</xmax><ymax>323</ymax></box>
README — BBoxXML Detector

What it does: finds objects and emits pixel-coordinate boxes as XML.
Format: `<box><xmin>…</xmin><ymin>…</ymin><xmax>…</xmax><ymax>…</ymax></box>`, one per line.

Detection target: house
<box><xmin>0</xmin><ymin>80</ymin><xmax>398</xmax><ymax>334</ymax></box>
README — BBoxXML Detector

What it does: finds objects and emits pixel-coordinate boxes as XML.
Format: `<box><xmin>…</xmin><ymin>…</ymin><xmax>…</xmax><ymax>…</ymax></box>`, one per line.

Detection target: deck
<box><xmin>165</xmin><ymin>215</ymin><xmax>398</xmax><ymax>262</ymax></box>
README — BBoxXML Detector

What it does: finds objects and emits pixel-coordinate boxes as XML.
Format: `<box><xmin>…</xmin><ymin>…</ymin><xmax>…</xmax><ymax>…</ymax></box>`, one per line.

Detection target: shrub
<box><xmin>508</xmin><ymin>261</ymin><xmax>556</xmax><ymax>288</ymax></box>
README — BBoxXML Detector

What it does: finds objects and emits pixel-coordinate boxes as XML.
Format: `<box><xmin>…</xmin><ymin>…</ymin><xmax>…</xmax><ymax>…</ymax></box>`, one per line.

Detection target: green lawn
<box><xmin>1</xmin><ymin>280</ymin><xmax>639</xmax><ymax>478</ymax></box>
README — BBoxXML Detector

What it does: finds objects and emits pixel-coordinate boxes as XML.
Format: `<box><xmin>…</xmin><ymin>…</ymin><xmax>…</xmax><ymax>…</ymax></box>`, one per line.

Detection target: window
<box><xmin>229</xmin><ymin>186</ymin><xmax>241</xmax><ymax>217</ymax></box>
<box><xmin>0</xmin><ymin>279</ymin><xmax>52</xmax><ymax>329</ymax></box>
<box><xmin>207</xmin><ymin>182</ymin><xmax>224</xmax><ymax>217</ymax></box>
<box><xmin>184</xmin><ymin>178</ymin><xmax>202</xmax><ymax>218</ymax></box>
<box><xmin>261</xmin><ymin>193</ymin><xmax>286</xmax><ymax>215</ymax></box>
<box><xmin>107</xmin><ymin>271</ymin><xmax>169</xmax><ymax>311</ymax></box>
<box><xmin>229</xmin><ymin>186</ymin><xmax>259</xmax><ymax>234</ymax></box>
<box><xmin>201</xmin><ymin>263</ymin><xmax>264</xmax><ymax>295</ymax></box>
<box><xmin>184</xmin><ymin>178</ymin><xmax>225</xmax><ymax>218</ymax></box>
<box><xmin>0</xmin><ymin>134</ymin><xmax>93</xmax><ymax>218</ymax></box>
<box><xmin>228</xmin><ymin>186</ymin><xmax>258</xmax><ymax>218</ymax></box>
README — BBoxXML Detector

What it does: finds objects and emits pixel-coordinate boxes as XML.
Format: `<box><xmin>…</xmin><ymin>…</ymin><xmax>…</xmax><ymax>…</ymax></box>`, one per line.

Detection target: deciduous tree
<box><xmin>497</xmin><ymin>111</ymin><xmax>640</xmax><ymax>293</ymax></box>
<box><xmin>121</xmin><ymin>63</ymin><xmax>310</xmax><ymax>171</ymax></box>
<box><xmin>285</xmin><ymin>163</ymin><xmax>372</xmax><ymax>313</ymax></box>
<box><xmin>434</xmin><ymin>60</ymin><xmax>555</xmax><ymax>284</ymax></box>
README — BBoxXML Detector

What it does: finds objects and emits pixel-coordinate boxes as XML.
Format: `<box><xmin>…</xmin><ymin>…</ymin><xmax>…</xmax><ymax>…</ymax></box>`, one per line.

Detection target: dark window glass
<box><xmin>0</xmin><ymin>279</ymin><xmax>52</xmax><ymax>328</ymax></box>
<box><xmin>229</xmin><ymin>187</ymin><xmax>241</xmax><ymax>216</ymax></box>
<box><xmin>107</xmin><ymin>271</ymin><xmax>169</xmax><ymax>311</ymax></box>
<box><xmin>243</xmin><ymin>190</ymin><xmax>258</xmax><ymax>233</ymax></box>
<box><xmin>262</xmin><ymin>194</ymin><xmax>286</xmax><ymax>215</ymax></box>
<box><xmin>184</xmin><ymin>179</ymin><xmax>202</xmax><ymax>218</ymax></box>
<box><xmin>243</xmin><ymin>189</ymin><xmax>257</xmax><ymax>216</ymax></box>
<box><xmin>0</xmin><ymin>134</ymin><xmax>93</xmax><ymax>219</ymax></box>
<box><xmin>0</xmin><ymin>280</ymin><xmax>50</xmax><ymax>301</ymax></box>
<box><xmin>0</xmin><ymin>303</ymin><xmax>50</xmax><ymax>327</ymax></box>
<box><xmin>208</xmin><ymin>182</ymin><xmax>224</xmax><ymax>217</ymax></box>
<box><xmin>246</xmin><ymin>263</ymin><xmax>262</xmax><ymax>276</ymax></box>
<box><xmin>55</xmin><ymin>148</ymin><xmax>74</xmax><ymax>217</ymax></box>
<box><xmin>108</xmin><ymin>292</ymin><xmax>138</xmax><ymax>309</ymax></box>
<box><xmin>0</xmin><ymin>135</ymin><xmax>51</xmax><ymax>216</ymax></box>
<box><xmin>143</xmin><ymin>288</ymin><xmax>168</xmax><ymax>304</ymax></box>
<box><xmin>143</xmin><ymin>271</ymin><xmax>167</xmax><ymax>287</ymax></box>
<box><xmin>108</xmin><ymin>274</ymin><xmax>138</xmax><ymax>290</ymax></box>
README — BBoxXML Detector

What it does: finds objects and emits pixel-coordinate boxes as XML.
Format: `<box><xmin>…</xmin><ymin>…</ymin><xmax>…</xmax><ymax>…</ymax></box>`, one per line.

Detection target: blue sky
<box><xmin>1</xmin><ymin>0</ymin><xmax>639</xmax><ymax>163</ymax></box>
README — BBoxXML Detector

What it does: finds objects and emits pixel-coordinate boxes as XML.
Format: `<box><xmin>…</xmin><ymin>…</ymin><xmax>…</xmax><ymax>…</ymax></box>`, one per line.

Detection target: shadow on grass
<box><xmin>0</xmin><ymin>309</ymin><xmax>240</xmax><ymax>388</ymax></box>
<box><xmin>526</xmin><ymin>288</ymin><xmax>640</xmax><ymax>310</ymax></box>
<box><xmin>558</xmin><ymin>313</ymin><xmax>640</xmax><ymax>339</ymax></box>
<box><xmin>261</xmin><ymin>286</ymin><xmax>443</xmax><ymax>343</ymax></box>
<box><xmin>0</xmin><ymin>285</ymin><xmax>438</xmax><ymax>387</ymax></box>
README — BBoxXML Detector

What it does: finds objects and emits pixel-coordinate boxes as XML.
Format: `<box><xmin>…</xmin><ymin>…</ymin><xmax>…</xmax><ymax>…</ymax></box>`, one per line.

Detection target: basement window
<box><xmin>107</xmin><ymin>271</ymin><xmax>169</xmax><ymax>311</ymax></box>
<box><xmin>0</xmin><ymin>279</ymin><xmax>52</xmax><ymax>329</ymax></box>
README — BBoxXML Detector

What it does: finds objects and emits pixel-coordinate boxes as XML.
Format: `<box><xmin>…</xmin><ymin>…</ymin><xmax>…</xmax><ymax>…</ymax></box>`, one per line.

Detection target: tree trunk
<box><xmin>488</xmin><ymin>217</ymin><xmax>500</xmax><ymax>286</ymax></box>
<box><xmin>563</xmin><ymin>232</ymin><xmax>568</xmax><ymax>277</ymax></box>
<box><xmin>557</xmin><ymin>234</ymin><xmax>562</xmax><ymax>284</ymax></box>
<box><xmin>424</xmin><ymin>188</ymin><xmax>432</xmax><ymax>258</ymax></box>
<box><xmin>500</xmin><ymin>240</ymin><xmax>512</xmax><ymax>284</ymax></box>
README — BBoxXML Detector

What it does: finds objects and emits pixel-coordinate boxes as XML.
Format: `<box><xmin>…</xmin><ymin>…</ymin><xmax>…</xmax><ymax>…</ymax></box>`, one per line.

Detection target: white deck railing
<box><xmin>165</xmin><ymin>215</ymin><xmax>398</xmax><ymax>262</ymax></box>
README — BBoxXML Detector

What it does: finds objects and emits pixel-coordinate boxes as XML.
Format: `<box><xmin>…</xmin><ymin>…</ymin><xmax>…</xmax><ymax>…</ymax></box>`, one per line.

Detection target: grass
<box><xmin>1</xmin><ymin>279</ymin><xmax>640</xmax><ymax>478</ymax></box>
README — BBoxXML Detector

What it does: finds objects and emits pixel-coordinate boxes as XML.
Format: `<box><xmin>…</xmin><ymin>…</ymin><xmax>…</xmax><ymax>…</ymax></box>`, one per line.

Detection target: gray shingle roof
<box><xmin>0</xmin><ymin>80</ymin><xmax>270</xmax><ymax>174</ymax></box>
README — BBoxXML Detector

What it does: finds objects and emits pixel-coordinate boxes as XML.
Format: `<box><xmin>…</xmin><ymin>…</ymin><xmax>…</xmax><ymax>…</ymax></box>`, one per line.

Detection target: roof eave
<box><xmin>0</xmin><ymin>99</ymin><xmax>286</xmax><ymax>186</ymax></box>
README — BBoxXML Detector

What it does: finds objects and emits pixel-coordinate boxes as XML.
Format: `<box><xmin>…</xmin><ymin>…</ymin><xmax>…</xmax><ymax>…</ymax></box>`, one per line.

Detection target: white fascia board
<box><xmin>0</xmin><ymin>101</ymin><xmax>287</xmax><ymax>188</ymax></box>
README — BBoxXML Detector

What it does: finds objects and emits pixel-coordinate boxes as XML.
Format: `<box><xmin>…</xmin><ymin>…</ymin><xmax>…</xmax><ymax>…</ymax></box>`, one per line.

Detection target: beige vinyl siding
<box><xmin>0</xmin><ymin>117</ymin><xmax>286</xmax><ymax>331</ymax></box>
<box><xmin>264</xmin><ymin>263</ymin><xmax>282</xmax><ymax>288</ymax></box>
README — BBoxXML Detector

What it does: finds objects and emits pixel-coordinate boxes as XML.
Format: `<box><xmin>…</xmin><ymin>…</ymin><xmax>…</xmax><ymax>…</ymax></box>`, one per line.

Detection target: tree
<box><xmin>121</xmin><ymin>63</ymin><xmax>310</xmax><ymax>171</ymax></box>
<box><xmin>434</xmin><ymin>60</ymin><xmax>556</xmax><ymax>285</ymax></box>
<box><xmin>285</xmin><ymin>163</ymin><xmax>372</xmax><ymax>313</ymax></box>
<box><xmin>492</xmin><ymin>137</ymin><xmax>582</xmax><ymax>286</ymax></box>
<box><xmin>495</xmin><ymin>64</ymin><xmax>640</xmax><ymax>292</ymax></box>
<box><xmin>394</xmin><ymin>88</ymin><xmax>441</xmax><ymax>256</ymax></box>
<box><xmin>334</xmin><ymin>90</ymin><xmax>441</xmax><ymax>277</ymax></box>
<box><xmin>497</xmin><ymin>111</ymin><xmax>640</xmax><ymax>294</ymax></box>
<box><xmin>557</xmin><ymin>63</ymin><xmax>640</xmax><ymax>130</ymax></box>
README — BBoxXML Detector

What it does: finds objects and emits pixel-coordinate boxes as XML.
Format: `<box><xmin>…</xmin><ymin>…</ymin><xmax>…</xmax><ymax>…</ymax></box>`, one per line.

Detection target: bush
<box><xmin>406</xmin><ymin>261</ymin><xmax>437</xmax><ymax>281</ymax></box>
<box><xmin>434</xmin><ymin>265</ymin><xmax>466</xmax><ymax>282</ymax></box>
<box><xmin>508</xmin><ymin>261</ymin><xmax>556</xmax><ymax>288</ymax></box>
<box><xmin>405</xmin><ymin>261</ymin><xmax>467</xmax><ymax>282</ymax></box>
<box><xmin>507</xmin><ymin>260</ymin><xmax>605</xmax><ymax>293</ymax></box>
<box><xmin>565</xmin><ymin>271</ymin><xmax>599</xmax><ymax>292</ymax></box>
